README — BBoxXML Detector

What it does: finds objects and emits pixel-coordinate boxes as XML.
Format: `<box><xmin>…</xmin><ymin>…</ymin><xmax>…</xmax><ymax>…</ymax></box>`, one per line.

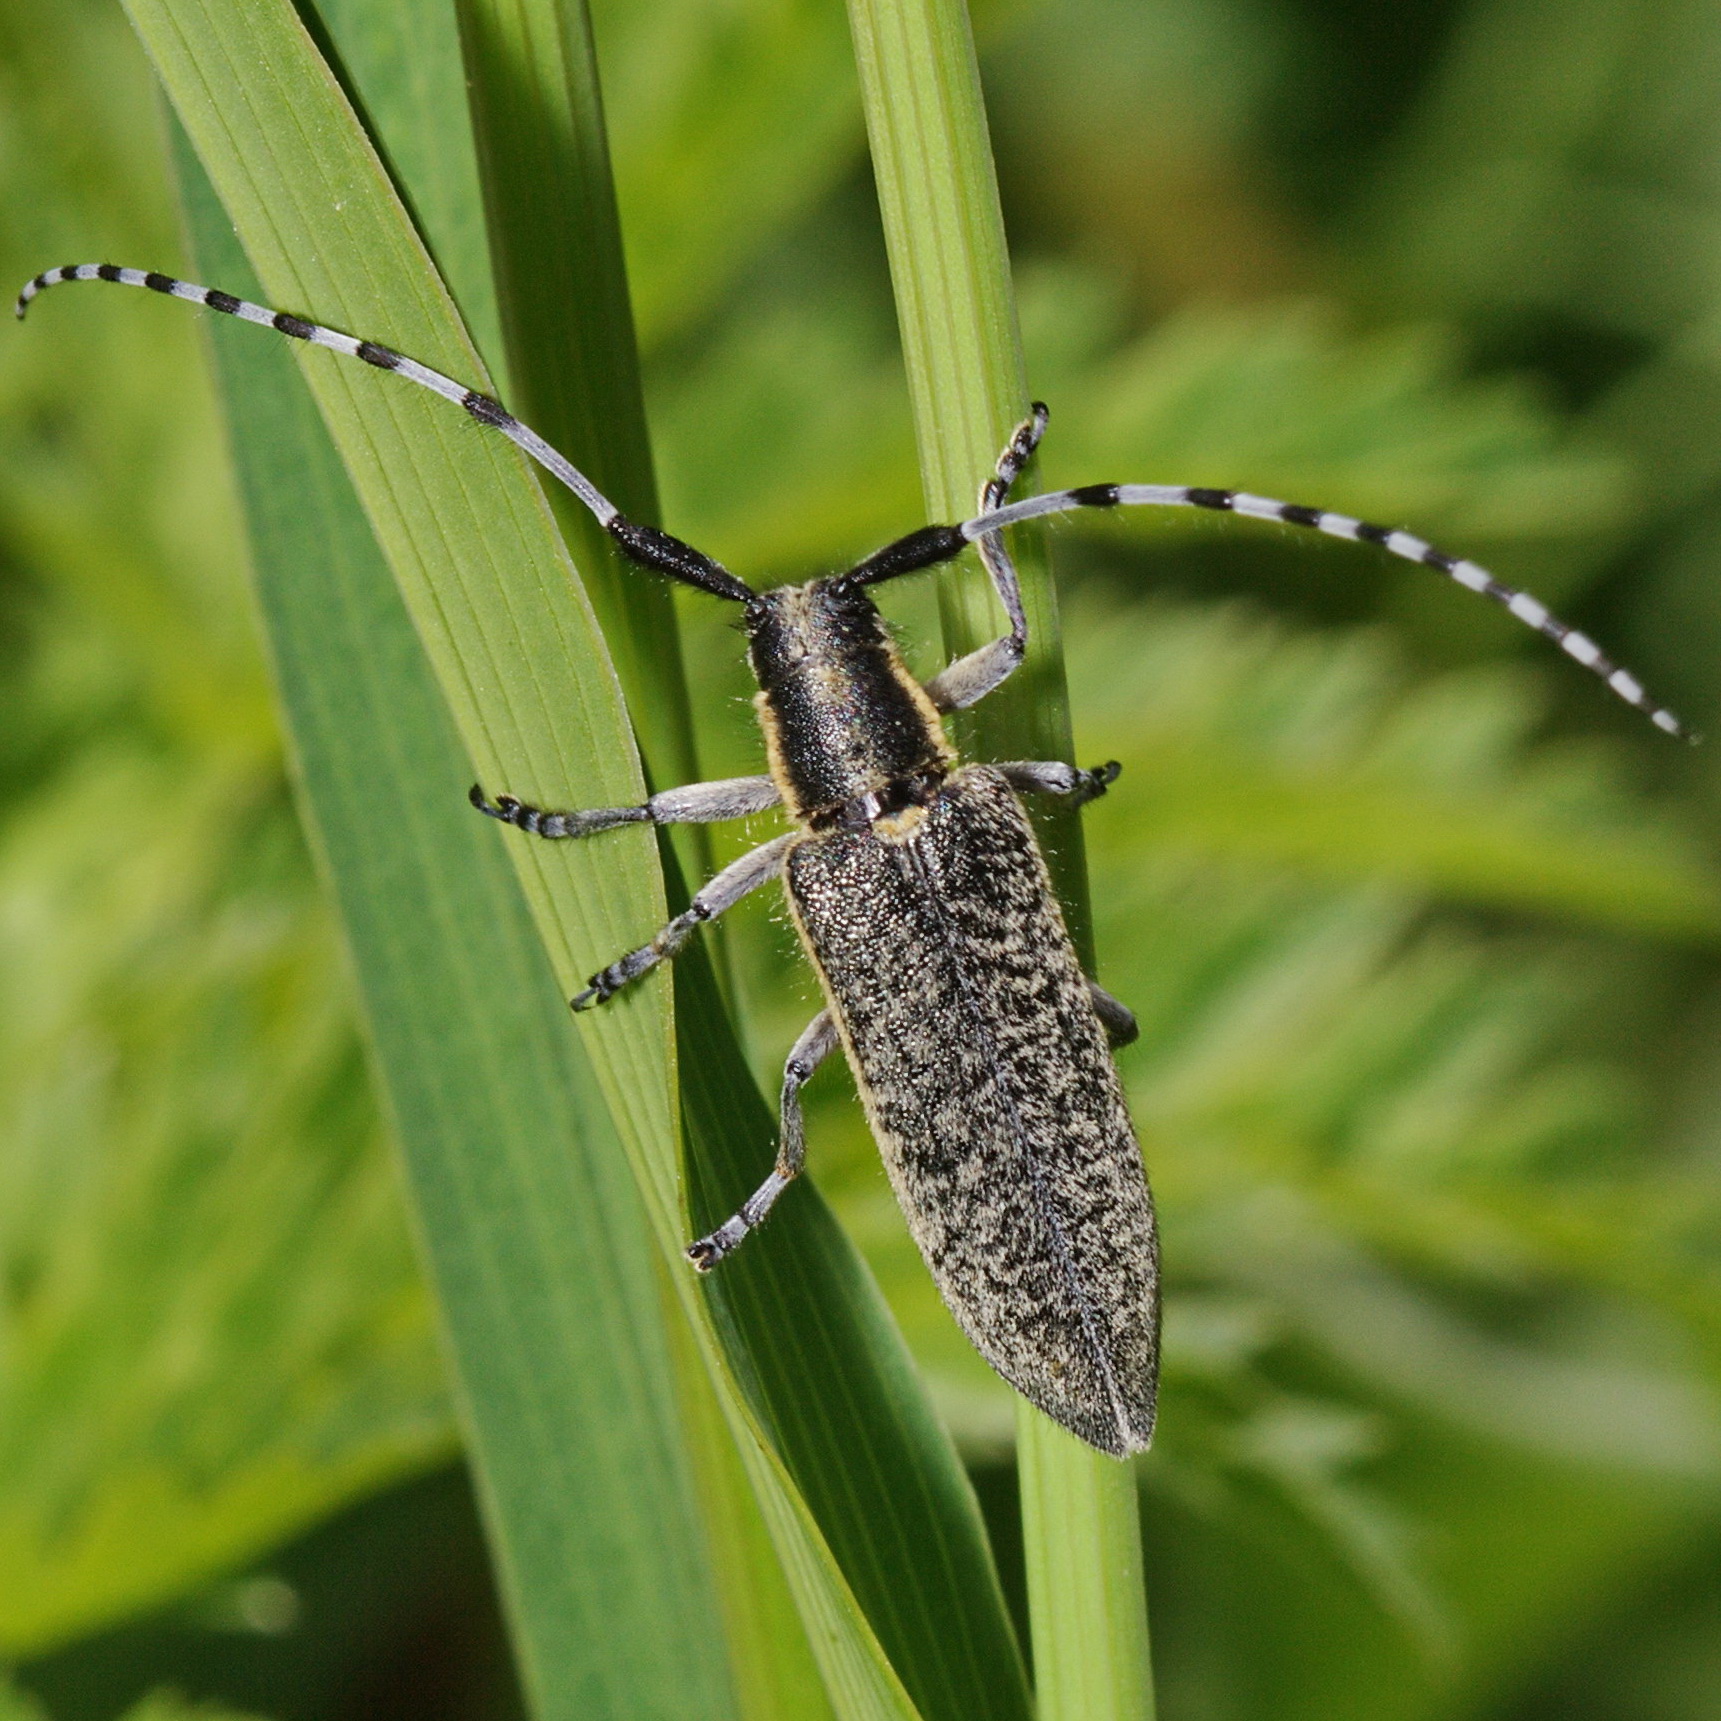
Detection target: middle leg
<box><xmin>572</xmin><ymin>832</ymin><xmax>794</xmax><ymax>1009</ymax></box>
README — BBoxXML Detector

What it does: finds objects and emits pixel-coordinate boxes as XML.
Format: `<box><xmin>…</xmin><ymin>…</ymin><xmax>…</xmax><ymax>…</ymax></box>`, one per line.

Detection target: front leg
<box><xmin>471</xmin><ymin>773</ymin><xmax>780</xmax><ymax>837</ymax></box>
<box><xmin>995</xmin><ymin>759</ymin><xmax>1121</xmax><ymax>807</ymax></box>
<box><xmin>921</xmin><ymin>406</ymin><xmax>1047</xmax><ymax>712</ymax></box>
<box><xmin>572</xmin><ymin>832</ymin><xmax>795</xmax><ymax>1009</ymax></box>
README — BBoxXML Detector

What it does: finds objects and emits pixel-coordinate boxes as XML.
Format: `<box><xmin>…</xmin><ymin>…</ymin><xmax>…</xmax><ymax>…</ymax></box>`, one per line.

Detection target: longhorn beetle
<box><xmin>17</xmin><ymin>263</ymin><xmax>1692</xmax><ymax>1456</ymax></box>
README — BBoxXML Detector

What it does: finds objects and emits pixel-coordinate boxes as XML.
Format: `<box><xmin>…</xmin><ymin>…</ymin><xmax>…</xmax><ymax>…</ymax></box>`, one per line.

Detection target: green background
<box><xmin>4</xmin><ymin>0</ymin><xmax>1721</xmax><ymax>1716</ymax></box>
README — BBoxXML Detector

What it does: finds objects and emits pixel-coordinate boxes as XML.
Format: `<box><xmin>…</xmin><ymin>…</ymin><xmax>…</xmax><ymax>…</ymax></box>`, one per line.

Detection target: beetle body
<box><xmin>23</xmin><ymin>264</ymin><xmax>1690</xmax><ymax>1456</ymax></box>
<box><xmin>787</xmin><ymin>762</ymin><xmax>1158</xmax><ymax>1452</ymax></box>
<box><xmin>753</xmin><ymin>578</ymin><xmax>1158</xmax><ymax>1454</ymax></box>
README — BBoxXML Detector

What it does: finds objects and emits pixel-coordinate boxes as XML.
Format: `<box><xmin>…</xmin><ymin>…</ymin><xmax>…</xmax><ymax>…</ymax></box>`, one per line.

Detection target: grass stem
<box><xmin>842</xmin><ymin>2</ymin><xmax>1158</xmax><ymax>1715</ymax></box>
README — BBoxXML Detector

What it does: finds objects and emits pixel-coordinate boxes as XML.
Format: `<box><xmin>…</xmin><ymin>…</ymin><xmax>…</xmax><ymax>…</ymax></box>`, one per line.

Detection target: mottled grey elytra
<box><xmin>23</xmin><ymin>263</ymin><xmax>1691</xmax><ymax>1454</ymax></box>
<box><xmin>783</xmin><ymin>761</ymin><xmax>1157</xmax><ymax>1452</ymax></box>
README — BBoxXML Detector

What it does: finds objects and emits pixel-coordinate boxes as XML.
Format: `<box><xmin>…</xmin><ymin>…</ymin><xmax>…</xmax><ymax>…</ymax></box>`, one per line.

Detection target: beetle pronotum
<box><xmin>18</xmin><ymin>263</ymin><xmax>1690</xmax><ymax>1455</ymax></box>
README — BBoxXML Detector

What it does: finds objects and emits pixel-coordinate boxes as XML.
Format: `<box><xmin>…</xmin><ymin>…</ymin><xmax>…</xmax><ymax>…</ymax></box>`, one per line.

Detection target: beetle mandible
<box><xmin>18</xmin><ymin>263</ymin><xmax>1691</xmax><ymax>1455</ymax></box>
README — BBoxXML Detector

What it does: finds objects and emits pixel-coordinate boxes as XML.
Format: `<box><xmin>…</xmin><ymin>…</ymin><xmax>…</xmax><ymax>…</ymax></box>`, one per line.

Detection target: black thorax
<box><xmin>746</xmin><ymin>578</ymin><xmax>953</xmax><ymax>828</ymax></box>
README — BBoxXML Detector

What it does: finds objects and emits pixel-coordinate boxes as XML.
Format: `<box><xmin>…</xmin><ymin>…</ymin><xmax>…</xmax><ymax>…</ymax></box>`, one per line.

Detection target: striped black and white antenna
<box><xmin>17</xmin><ymin>262</ymin><xmax>1693</xmax><ymax>743</ymax></box>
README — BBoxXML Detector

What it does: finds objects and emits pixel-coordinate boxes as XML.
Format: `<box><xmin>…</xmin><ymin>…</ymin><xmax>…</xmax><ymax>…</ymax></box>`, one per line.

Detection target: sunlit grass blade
<box><xmin>120</xmin><ymin>0</ymin><xmax>678</xmax><ymax>1189</ymax></box>
<box><xmin>447</xmin><ymin>3</ymin><xmax>1030</xmax><ymax>1715</ymax></box>
<box><xmin>171</xmin><ymin>123</ymin><xmax>738</xmax><ymax>1720</ymax></box>
<box><xmin>117</xmin><ymin>0</ymin><xmax>818</xmax><ymax>1701</ymax></box>
<box><xmin>843</xmin><ymin>0</ymin><xmax>1157</xmax><ymax>1716</ymax></box>
<box><xmin>452</xmin><ymin>0</ymin><xmax>696</xmax><ymax>784</ymax></box>
<box><xmin>113</xmin><ymin>1</ymin><xmax>1030</xmax><ymax>1716</ymax></box>
<box><xmin>313</xmin><ymin>0</ymin><xmax>506</xmax><ymax>374</ymax></box>
<box><xmin>291</xmin><ymin>11</ymin><xmax>815</xmax><ymax>1701</ymax></box>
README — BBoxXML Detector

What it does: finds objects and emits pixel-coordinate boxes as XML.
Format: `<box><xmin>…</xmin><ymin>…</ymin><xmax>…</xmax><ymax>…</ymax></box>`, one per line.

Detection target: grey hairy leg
<box><xmin>1088</xmin><ymin>978</ymin><xmax>1138</xmax><ymax>1047</ymax></box>
<box><xmin>923</xmin><ymin>637</ymin><xmax>1024</xmax><ymax>713</ymax></box>
<box><xmin>686</xmin><ymin>1010</ymin><xmax>839</xmax><ymax>1268</ymax></box>
<box><xmin>572</xmin><ymin>832</ymin><xmax>794</xmax><ymax>1009</ymax></box>
<box><xmin>995</xmin><ymin>759</ymin><xmax>1121</xmax><ymax>806</ymax></box>
<box><xmin>922</xmin><ymin>406</ymin><xmax>1046</xmax><ymax>712</ymax></box>
<box><xmin>472</xmin><ymin>773</ymin><xmax>780</xmax><ymax>837</ymax></box>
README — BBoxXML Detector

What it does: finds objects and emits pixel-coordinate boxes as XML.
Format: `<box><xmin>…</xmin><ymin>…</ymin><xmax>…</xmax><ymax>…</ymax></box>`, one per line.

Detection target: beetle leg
<box><xmin>994</xmin><ymin>759</ymin><xmax>1121</xmax><ymax>806</ymax></box>
<box><xmin>996</xmin><ymin>758</ymin><xmax>1136</xmax><ymax>1042</ymax></box>
<box><xmin>923</xmin><ymin>405</ymin><xmax>1048</xmax><ymax>712</ymax></box>
<box><xmin>923</xmin><ymin>639</ymin><xmax>1022</xmax><ymax>712</ymax></box>
<box><xmin>983</xmin><ymin>402</ymin><xmax>1050</xmax><ymax>505</ymax></box>
<box><xmin>686</xmin><ymin>1010</ymin><xmax>839</xmax><ymax>1269</ymax></box>
<box><xmin>571</xmin><ymin>832</ymin><xmax>794</xmax><ymax>1009</ymax></box>
<box><xmin>471</xmin><ymin>774</ymin><xmax>780</xmax><ymax>838</ymax></box>
<box><xmin>1087</xmin><ymin>979</ymin><xmax>1139</xmax><ymax>1048</ymax></box>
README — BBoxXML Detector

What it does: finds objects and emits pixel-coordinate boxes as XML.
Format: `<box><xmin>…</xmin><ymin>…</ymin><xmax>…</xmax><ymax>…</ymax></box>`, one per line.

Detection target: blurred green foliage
<box><xmin>3</xmin><ymin>1680</ymin><xmax>266</xmax><ymax>1721</ymax></box>
<box><xmin>3</xmin><ymin>0</ymin><xmax>1721</xmax><ymax>1717</ymax></box>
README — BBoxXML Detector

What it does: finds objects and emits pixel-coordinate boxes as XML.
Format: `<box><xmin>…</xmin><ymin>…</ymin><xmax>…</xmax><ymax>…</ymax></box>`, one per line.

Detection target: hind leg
<box><xmin>686</xmin><ymin>1010</ymin><xmax>839</xmax><ymax>1268</ymax></box>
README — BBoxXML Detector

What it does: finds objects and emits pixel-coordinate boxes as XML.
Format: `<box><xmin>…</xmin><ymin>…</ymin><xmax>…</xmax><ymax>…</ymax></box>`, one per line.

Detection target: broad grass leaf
<box><xmin>176</xmin><ymin>129</ymin><xmax>740</xmax><ymax>1719</ymax></box>
<box><xmin>123</xmin><ymin>2</ymin><xmax>1032</xmax><ymax>1718</ymax></box>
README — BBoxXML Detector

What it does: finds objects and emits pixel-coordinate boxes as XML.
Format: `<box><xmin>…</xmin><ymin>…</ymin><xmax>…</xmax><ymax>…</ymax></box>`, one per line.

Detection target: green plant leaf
<box><xmin>112</xmin><ymin>2</ymin><xmax>1032</xmax><ymax>1717</ymax></box>
<box><xmin>843</xmin><ymin>2</ymin><xmax>1156</xmax><ymax>1718</ymax></box>
<box><xmin>173</xmin><ymin>124</ymin><xmax>739</xmax><ymax>1720</ymax></box>
<box><xmin>273</xmin><ymin>10</ymin><xmax>826</xmax><ymax>1706</ymax></box>
<box><xmin>313</xmin><ymin>0</ymin><xmax>505</xmax><ymax>375</ymax></box>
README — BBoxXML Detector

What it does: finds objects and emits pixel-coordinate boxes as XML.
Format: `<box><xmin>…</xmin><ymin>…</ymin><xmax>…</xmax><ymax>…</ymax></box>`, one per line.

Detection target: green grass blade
<box><xmin>121</xmin><ymin>0</ymin><xmax>680</xmax><ymax>1205</ymax></box>
<box><xmin>0</xmin><ymin>5</ymin><xmax>464</xmax><ymax>1640</ymax></box>
<box><xmin>441</xmin><ymin>3</ymin><xmax>824</xmax><ymax>1710</ymax></box>
<box><xmin>446</xmin><ymin>5</ymin><xmax>1030</xmax><ymax>1717</ymax></box>
<box><xmin>300</xmin><ymin>7</ymin><xmax>821</xmax><ymax>1704</ymax></box>
<box><xmin>172</xmin><ymin>124</ymin><xmax>738</xmax><ymax>1721</ymax></box>
<box><xmin>842</xmin><ymin>0</ymin><xmax>1068</xmax><ymax>762</ymax></box>
<box><xmin>843</xmin><ymin>0</ymin><xmax>1157</xmax><ymax>1716</ymax></box>
<box><xmin>453</xmin><ymin>0</ymin><xmax>698</xmax><ymax>785</ymax></box>
<box><xmin>1016</xmin><ymin>1443</ymin><xmax>1156</xmax><ymax>1719</ymax></box>
<box><xmin>112</xmin><ymin>3</ymin><xmax>1030</xmax><ymax>1717</ymax></box>
<box><xmin>313</xmin><ymin>0</ymin><xmax>505</xmax><ymax>374</ymax></box>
